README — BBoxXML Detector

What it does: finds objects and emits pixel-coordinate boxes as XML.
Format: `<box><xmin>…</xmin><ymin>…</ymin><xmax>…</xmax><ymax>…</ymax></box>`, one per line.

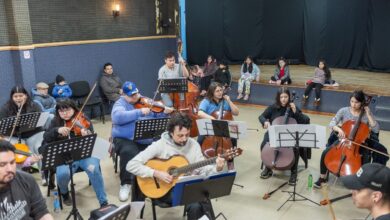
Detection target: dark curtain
<box><xmin>186</xmin><ymin>0</ymin><xmax>390</xmax><ymax>72</ymax></box>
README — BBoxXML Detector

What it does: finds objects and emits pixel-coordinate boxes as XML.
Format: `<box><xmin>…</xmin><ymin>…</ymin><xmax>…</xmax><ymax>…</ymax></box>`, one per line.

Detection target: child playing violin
<box><xmin>42</xmin><ymin>99</ymin><xmax>109</xmax><ymax>207</ymax></box>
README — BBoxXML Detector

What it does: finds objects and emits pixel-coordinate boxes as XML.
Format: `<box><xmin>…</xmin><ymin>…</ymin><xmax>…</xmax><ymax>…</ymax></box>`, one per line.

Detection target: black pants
<box><xmin>132</xmin><ymin>178</ymin><xmax>215</xmax><ymax>220</ymax></box>
<box><xmin>271</xmin><ymin>76</ymin><xmax>292</xmax><ymax>85</ymax></box>
<box><xmin>319</xmin><ymin>132</ymin><xmax>389</xmax><ymax>175</ymax></box>
<box><xmin>113</xmin><ymin>137</ymin><xmax>148</xmax><ymax>185</ymax></box>
<box><xmin>304</xmin><ymin>82</ymin><xmax>323</xmax><ymax>99</ymax></box>
<box><xmin>200</xmin><ymin>75</ymin><xmax>213</xmax><ymax>91</ymax></box>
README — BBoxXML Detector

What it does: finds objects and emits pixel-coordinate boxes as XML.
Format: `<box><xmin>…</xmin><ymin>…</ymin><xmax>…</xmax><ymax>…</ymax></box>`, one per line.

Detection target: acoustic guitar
<box><xmin>137</xmin><ymin>148</ymin><xmax>243</xmax><ymax>199</ymax></box>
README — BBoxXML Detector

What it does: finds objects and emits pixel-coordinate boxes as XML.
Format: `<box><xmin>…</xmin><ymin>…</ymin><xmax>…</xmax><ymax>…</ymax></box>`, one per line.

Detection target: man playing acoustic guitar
<box><xmin>127</xmin><ymin>113</ymin><xmax>226</xmax><ymax>220</ymax></box>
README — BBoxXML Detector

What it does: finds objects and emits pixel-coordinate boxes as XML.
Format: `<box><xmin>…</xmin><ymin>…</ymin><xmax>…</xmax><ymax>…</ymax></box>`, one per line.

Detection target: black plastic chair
<box><xmin>69</xmin><ymin>81</ymin><xmax>105</xmax><ymax>123</ymax></box>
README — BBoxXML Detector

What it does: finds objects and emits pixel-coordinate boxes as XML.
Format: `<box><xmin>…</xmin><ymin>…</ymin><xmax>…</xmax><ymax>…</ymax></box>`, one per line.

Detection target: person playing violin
<box><xmin>314</xmin><ymin>90</ymin><xmax>388</xmax><ymax>188</ymax></box>
<box><xmin>0</xmin><ymin>86</ymin><xmax>50</xmax><ymax>185</ymax></box>
<box><xmin>42</xmin><ymin>99</ymin><xmax>109</xmax><ymax>207</ymax></box>
<box><xmin>340</xmin><ymin>163</ymin><xmax>390</xmax><ymax>220</ymax></box>
<box><xmin>259</xmin><ymin>87</ymin><xmax>310</xmax><ymax>185</ymax></box>
<box><xmin>111</xmin><ymin>81</ymin><xmax>174</xmax><ymax>202</ymax></box>
<box><xmin>197</xmin><ymin>82</ymin><xmax>239</xmax><ymax>169</ymax></box>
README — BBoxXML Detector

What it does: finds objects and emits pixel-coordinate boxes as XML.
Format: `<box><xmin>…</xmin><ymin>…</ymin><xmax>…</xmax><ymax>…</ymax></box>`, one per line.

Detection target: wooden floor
<box><xmin>230</xmin><ymin>65</ymin><xmax>390</xmax><ymax>96</ymax></box>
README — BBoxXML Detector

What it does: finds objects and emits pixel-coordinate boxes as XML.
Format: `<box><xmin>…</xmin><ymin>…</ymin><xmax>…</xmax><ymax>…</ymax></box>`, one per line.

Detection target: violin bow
<box><xmin>8</xmin><ymin>102</ymin><xmax>25</xmax><ymax>142</ymax></box>
<box><xmin>68</xmin><ymin>82</ymin><xmax>97</xmax><ymax>131</ymax></box>
<box><xmin>321</xmin><ymin>183</ymin><xmax>337</xmax><ymax>220</ymax></box>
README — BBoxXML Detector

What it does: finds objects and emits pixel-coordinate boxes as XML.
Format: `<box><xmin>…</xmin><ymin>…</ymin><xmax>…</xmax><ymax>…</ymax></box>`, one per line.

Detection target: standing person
<box><xmin>52</xmin><ymin>74</ymin><xmax>72</xmax><ymax>100</ymax></box>
<box><xmin>340</xmin><ymin>163</ymin><xmax>390</xmax><ymax>220</ymax></box>
<box><xmin>32</xmin><ymin>82</ymin><xmax>56</xmax><ymax>114</ymax></box>
<box><xmin>42</xmin><ymin>99</ymin><xmax>109</xmax><ymax>207</ymax></box>
<box><xmin>0</xmin><ymin>139</ymin><xmax>53</xmax><ymax>220</ymax></box>
<box><xmin>111</xmin><ymin>81</ymin><xmax>174</xmax><ymax>202</ymax></box>
<box><xmin>258</xmin><ymin>87</ymin><xmax>310</xmax><ymax>184</ymax></box>
<box><xmin>127</xmin><ymin>113</ymin><xmax>226</xmax><ymax>220</ymax></box>
<box><xmin>0</xmin><ymin>86</ymin><xmax>47</xmax><ymax>185</ymax></box>
<box><xmin>199</xmin><ymin>55</ymin><xmax>218</xmax><ymax>96</ymax></box>
<box><xmin>158</xmin><ymin>51</ymin><xmax>189</xmax><ymax>107</ymax></box>
<box><xmin>269</xmin><ymin>57</ymin><xmax>291</xmax><ymax>85</ymax></box>
<box><xmin>99</xmin><ymin>62</ymin><xmax>123</xmax><ymax>110</ymax></box>
<box><xmin>302</xmin><ymin>60</ymin><xmax>330</xmax><ymax>106</ymax></box>
<box><xmin>213</xmin><ymin>60</ymin><xmax>232</xmax><ymax>90</ymax></box>
<box><xmin>237</xmin><ymin>56</ymin><xmax>260</xmax><ymax>101</ymax></box>
<box><xmin>313</xmin><ymin>90</ymin><xmax>387</xmax><ymax>188</ymax></box>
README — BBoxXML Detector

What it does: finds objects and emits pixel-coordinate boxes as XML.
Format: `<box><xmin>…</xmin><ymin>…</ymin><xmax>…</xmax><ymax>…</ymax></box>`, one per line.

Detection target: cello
<box><xmin>324</xmin><ymin>96</ymin><xmax>372</xmax><ymax>176</ymax></box>
<box><xmin>201</xmin><ymin>99</ymin><xmax>233</xmax><ymax>158</ymax></box>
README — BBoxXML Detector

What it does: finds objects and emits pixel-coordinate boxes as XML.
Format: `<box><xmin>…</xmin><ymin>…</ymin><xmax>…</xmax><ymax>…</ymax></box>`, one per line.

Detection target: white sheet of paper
<box><xmin>196</xmin><ymin>119</ymin><xmax>248</xmax><ymax>138</ymax></box>
<box><xmin>268</xmin><ymin>124</ymin><xmax>326</xmax><ymax>149</ymax></box>
<box><xmin>37</xmin><ymin>112</ymin><xmax>50</xmax><ymax>127</ymax></box>
<box><xmin>91</xmin><ymin>137</ymin><xmax>110</xmax><ymax>160</ymax></box>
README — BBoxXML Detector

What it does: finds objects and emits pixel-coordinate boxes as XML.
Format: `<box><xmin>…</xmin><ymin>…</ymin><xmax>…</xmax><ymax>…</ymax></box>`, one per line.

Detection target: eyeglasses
<box><xmin>58</xmin><ymin>108</ymin><xmax>72</xmax><ymax>113</ymax></box>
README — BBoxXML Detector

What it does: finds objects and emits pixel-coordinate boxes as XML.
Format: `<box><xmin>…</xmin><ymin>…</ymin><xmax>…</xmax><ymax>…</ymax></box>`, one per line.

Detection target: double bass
<box><xmin>201</xmin><ymin>99</ymin><xmax>233</xmax><ymax>158</ymax></box>
<box><xmin>324</xmin><ymin>96</ymin><xmax>372</xmax><ymax>176</ymax></box>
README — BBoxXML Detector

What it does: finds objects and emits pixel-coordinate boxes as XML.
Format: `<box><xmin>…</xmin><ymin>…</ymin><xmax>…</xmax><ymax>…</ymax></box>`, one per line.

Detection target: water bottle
<box><xmin>53</xmin><ymin>192</ymin><xmax>61</xmax><ymax>213</ymax></box>
<box><xmin>307</xmin><ymin>174</ymin><xmax>313</xmax><ymax>190</ymax></box>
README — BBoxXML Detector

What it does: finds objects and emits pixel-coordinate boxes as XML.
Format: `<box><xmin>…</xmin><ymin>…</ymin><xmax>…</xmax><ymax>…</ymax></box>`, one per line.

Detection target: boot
<box><xmin>260</xmin><ymin>167</ymin><xmax>273</xmax><ymax>179</ymax></box>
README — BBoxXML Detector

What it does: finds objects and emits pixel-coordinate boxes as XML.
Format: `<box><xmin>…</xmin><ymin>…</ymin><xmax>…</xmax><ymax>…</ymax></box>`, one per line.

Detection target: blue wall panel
<box><xmin>0</xmin><ymin>50</ymin><xmax>16</xmax><ymax>104</ymax></box>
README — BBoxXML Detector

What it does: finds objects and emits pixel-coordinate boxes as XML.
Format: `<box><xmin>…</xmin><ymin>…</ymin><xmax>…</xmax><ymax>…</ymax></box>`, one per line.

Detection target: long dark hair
<box><xmin>206</xmin><ymin>82</ymin><xmax>223</xmax><ymax>101</ymax></box>
<box><xmin>350</xmin><ymin>90</ymin><xmax>366</xmax><ymax>104</ymax></box>
<box><xmin>5</xmin><ymin>86</ymin><xmax>33</xmax><ymax>116</ymax></box>
<box><xmin>243</xmin><ymin>56</ymin><xmax>253</xmax><ymax>73</ymax></box>
<box><xmin>53</xmin><ymin>99</ymin><xmax>80</xmax><ymax>124</ymax></box>
<box><xmin>319</xmin><ymin>59</ymin><xmax>331</xmax><ymax>80</ymax></box>
<box><xmin>276</xmin><ymin>57</ymin><xmax>288</xmax><ymax>69</ymax></box>
<box><xmin>275</xmin><ymin>87</ymin><xmax>291</xmax><ymax>108</ymax></box>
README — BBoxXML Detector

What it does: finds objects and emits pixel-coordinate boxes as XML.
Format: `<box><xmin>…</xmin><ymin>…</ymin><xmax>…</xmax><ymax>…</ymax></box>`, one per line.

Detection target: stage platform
<box><xmin>228</xmin><ymin>65</ymin><xmax>390</xmax><ymax>131</ymax></box>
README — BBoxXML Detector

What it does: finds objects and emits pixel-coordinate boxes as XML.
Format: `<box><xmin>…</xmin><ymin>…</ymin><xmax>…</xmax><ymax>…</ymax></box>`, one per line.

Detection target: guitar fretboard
<box><xmin>170</xmin><ymin>157</ymin><xmax>217</xmax><ymax>176</ymax></box>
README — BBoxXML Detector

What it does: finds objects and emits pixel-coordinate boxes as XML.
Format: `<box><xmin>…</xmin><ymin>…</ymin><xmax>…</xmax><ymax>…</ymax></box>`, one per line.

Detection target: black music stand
<box><xmin>133</xmin><ymin>118</ymin><xmax>170</xmax><ymax>141</ymax></box>
<box><xmin>158</xmin><ymin>78</ymin><xmax>188</xmax><ymax>93</ymax></box>
<box><xmin>41</xmin><ymin>134</ymin><xmax>97</xmax><ymax>220</ymax></box>
<box><xmin>97</xmin><ymin>203</ymin><xmax>131</xmax><ymax>220</ymax></box>
<box><xmin>268</xmin><ymin>125</ymin><xmax>322</xmax><ymax>211</ymax></box>
<box><xmin>173</xmin><ymin>172</ymin><xmax>236</xmax><ymax>220</ymax></box>
<box><xmin>0</xmin><ymin>112</ymin><xmax>48</xmax><ymax>136</ymax></box>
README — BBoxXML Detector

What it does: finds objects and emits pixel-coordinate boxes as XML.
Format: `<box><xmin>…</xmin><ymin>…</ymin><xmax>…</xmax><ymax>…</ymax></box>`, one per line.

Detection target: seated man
<box><xmin>99</xmin><ymin>62</ymin><xmax>123</xmax><ymax>110</ymax></box>
<box><xmin>340</xmin><ymin>163</ymin><xmax>390</xmax><ymax>220</ymax></box>
<box><xmin>32</xmin><ymin>82</ymin><xmax>56</xmax><ymax>114</ymax></box>
<box><xmin>0</xmin><ymin>139</ymin><xmax>53</xmax><ymax>220</ymax></box>
<box><xmin>127</xmin><ymin>113</ymin><xmax>226</xmax><ymax>220</ymax></box>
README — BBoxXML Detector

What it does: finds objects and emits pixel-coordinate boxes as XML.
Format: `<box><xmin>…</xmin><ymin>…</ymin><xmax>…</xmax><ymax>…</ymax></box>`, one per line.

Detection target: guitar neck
<box><xmin>171</xmin><ymin>157</ymin><xmax>217</xmax><ymax>176</ymax></box>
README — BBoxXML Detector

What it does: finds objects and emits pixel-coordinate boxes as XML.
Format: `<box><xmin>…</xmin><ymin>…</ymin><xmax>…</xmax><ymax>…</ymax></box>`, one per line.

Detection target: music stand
<box><xmin>41</xmin><ymin>133</ymin><xmax>97</xmax><ymax>220</ymax></box>
<box><xmin>133</xmin><ymin>118</ymin><xmax>170</xmax><ymax>141</ymax></box>
<box><xmin>268</xmin><ymin>124</ymin><xmax>326</xmax><ymax>211</ymax></box>
<box><xmin>172</xmin><ymin>172</ymin><xmax>236</xmax><ymax>220</ymax></box>
<box><xmin>97</xmin><ymin>203</ymin><xmax>131</xmax><ymax>220</ymax></box>
<box><xmin>0</xmin><ymin>112</ymin><xmax>49</xmax><ymax>136</ymax></box>
<box><xmin>158</xmin><ymin>78</ymin><xmax>188</xmax><ymax>93</ymax></box>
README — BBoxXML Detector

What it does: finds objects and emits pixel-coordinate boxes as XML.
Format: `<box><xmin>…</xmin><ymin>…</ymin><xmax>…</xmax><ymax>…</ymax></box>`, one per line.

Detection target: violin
<box><xmin>324</xmin><ymin>96</ymin><xmax>372</xmax><ymax>176</ymax></box>
<box><xmin>65</xmin><ymin>112</ymin><xmax>91</xmax><ymax>136</ymax></box>
<box><xmin>134</xmin><ymin>97</ymin><xmax>167</xmax><ymax>113</ymax></box>
<box><xmin>201</xmin><ymin>99</ymin><xmax>234</xmax><ymax>158</ymax></box>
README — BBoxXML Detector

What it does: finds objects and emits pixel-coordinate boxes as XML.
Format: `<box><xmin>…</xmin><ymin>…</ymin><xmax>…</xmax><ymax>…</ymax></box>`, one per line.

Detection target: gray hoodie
<box><xmin>126</xmin><ymin>132</ymin><xmax>218</xmax><ymax>178</ymax></box>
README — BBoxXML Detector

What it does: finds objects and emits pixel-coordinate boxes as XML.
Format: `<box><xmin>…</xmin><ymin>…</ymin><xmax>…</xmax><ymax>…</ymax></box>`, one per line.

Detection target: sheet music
<box><xmin>196</xmin><ymin>119</ymin><xmax>248</xmax><ymax>138</ymax></box>
<box><xmin>268</xmin><ymin>124</ymin><xmax>326</xmax><ymax>149</ymax></box>
<box><xmin>91</xmin><ymin>137</ymin><xmax>110</xmax><ymax>159</ymax></box>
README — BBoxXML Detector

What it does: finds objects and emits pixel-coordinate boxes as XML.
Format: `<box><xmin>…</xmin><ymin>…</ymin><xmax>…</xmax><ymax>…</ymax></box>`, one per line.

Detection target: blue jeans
<box><xmin>56</xmin><ymin>157</ymin><xmax>107</xmax><ymax>205</ymax></box>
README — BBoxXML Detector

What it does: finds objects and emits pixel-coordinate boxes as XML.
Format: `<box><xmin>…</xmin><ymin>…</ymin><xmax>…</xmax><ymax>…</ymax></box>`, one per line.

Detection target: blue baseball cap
<box><xmin>122</xmin><ymin>81</ymin><xmax>139</xmax><ymax>96</ymax></box>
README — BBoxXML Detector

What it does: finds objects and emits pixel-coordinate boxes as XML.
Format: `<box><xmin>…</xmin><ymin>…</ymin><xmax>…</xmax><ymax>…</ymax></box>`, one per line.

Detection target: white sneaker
<box><xmin>119</xmin><ymin>184</ymin><xmax>131</xmax><ymax>202</ymax></box>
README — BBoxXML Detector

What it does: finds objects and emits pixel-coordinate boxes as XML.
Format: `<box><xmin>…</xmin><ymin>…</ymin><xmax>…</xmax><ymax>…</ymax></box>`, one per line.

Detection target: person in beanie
<box><xmin>32</xmin><ymin>82</ymin><xmax>56</xmax><ymax>113</ymax></box>
<box><xmin>341</xmin><ymin>163</ymin><xmax>390</xmax><ymax>220</ymax></box>
<box><xmin>52</xmin><ymin>74</ymin><xmax>72</xmax><ymax>100</ymax></box>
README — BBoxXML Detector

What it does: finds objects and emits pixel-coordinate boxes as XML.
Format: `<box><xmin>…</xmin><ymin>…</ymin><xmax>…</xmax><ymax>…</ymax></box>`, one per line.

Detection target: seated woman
<box><xmin>188</xmin><ymin>65</ymin><xmax>202</xmax><ymax>88</ymax></box>
<box><xmin>269</xmin><ymin>57</ymin><xmax>291</xmax><ymax>85</ymax></box>
<box><xmin>0</xmin><ymin>86</ymin><xmax>48</xmax><ymax>185</ymax></box>
<box><xmin>213</xmin><ymin>60</ymin><xmax>231</xmax><ymax>90</ymax></box>
<box><xmin>199</xmin><ymin>55</ymin><xmax>218</xmax><ymax>96</ymax></box>
<box><xmin>302</xmin><ymin>59</ymin><xmax>330</xmax><ymax>106</ymax></box>
<box><xmin>237</xmin><ymin>56</ymin><xmax>260</xmax><ymax>100</ymax></box>
<box><xmin>259</xmin><ymin>87</ymin><xmax>310</xmax><ymax>185</ymax></box>
<box><xmin>42</xmin><ymin>99</ymin><xmax>108</xmax><ymax>207</ymax></box>
<box><xmin>314</xmin><ymin>90</ymin><xmax>388</xmax><ymax>188</ymax></box>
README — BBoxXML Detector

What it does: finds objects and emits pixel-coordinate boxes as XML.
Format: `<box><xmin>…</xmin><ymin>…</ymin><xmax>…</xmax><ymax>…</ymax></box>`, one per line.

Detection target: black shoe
<box><xmin>302</xmin><ymin>96</ymin><xmax>308</xmax><ymax>105</ymax></box>
<box><xmin>62</xmin><ymin>192</ymin><xmax>72</xmax><ymax>206</ymax></box>
<box><xmin>260</xmin><ymin>168</ymin><xmax>273</xmax><ymax>179</ymax></box>
<box><xmin>313</xmin><ymin>177</ymin><xmax>327</xmax><ymax>189</ymax></box>
<box><xmin>288</xmin><ymin>174</ymin><xmax>297</xmax><ymax>186</ymax></box>
<box><xmin>100</xmin><ymin>201</ymin><xmax>109</xmax><ymax>208</ymax></box>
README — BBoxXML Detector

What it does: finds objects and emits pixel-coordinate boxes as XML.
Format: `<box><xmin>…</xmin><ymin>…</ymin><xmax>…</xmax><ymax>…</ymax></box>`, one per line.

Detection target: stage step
<box><xmin>374</xmin><ymin>96</ymin><xmax>390</xmax><ymax>131</ymax></box>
